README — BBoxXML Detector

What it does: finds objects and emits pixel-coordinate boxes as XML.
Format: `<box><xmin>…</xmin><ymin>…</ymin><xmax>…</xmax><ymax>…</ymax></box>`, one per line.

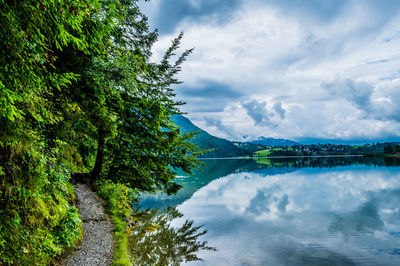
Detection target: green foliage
<box><xmin>396</xmin><ymin>145</ymin><xmax>400</xmax><ymax>153</ymax></box>
<box><xmin>251</xmin><ymin>142</ymin><xmax>400</xmax><ymax>157</ymax></box>
<box><xmin>95</xmin><ymin>179</ymin><xmax>136</xmax><ymax>220</ymax></box>
<box><xmin>1</xmin><ymin>0</ymin><xmax>202</xmax><ymax>264</ymax></box>
<box><xmin>95</xmin><ymin>29</ymin><xmax>202</xmax><ymax>194</ymax></box>
<box><xmin>384</xmin><ymin>144</ymin><xmax>395</xmax><ymax>154</ymax></box>
<box><xmin>0</xmin><ymin>0</ymin><xmax>114</xmax><ymax>263</ymax></box>
<box><xmin>94</xmin><ymin>179</ymin><xmax>136</xmax><ymax>266</ymax></box>
<box><xmin>0</xmin><ymin>143</ymin><xmax>82</xmax><ymax>265</ymax></box>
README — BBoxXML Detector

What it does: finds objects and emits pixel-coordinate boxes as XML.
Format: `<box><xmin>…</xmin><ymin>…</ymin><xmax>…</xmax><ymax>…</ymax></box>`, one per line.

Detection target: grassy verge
<box><xmin>94</xmin><ymin>179</ymin><xmax>137</xmax><ymax>266</ymax></box>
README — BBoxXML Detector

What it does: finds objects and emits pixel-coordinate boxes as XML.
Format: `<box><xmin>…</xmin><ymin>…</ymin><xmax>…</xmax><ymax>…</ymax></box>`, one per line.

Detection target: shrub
<box><xmin>0</xmin><ymin>144</ymin><xmax>82</xmax><ymax>265</ymax></box>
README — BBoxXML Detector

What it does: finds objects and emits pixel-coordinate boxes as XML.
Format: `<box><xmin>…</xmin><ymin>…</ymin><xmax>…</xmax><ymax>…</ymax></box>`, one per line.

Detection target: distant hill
<box><xmin>172</xmin><ymin>115</ymin><xmax>250</xmax><ymax>158</ymax></box>
<box><xmin>247</xmin><ymin>136</ymin><xmax>298</xmax><ymax>146</ymax></box>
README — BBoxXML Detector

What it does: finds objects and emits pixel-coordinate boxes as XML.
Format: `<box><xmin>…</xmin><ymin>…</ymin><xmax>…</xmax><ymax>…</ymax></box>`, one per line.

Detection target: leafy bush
<box><xmin>95</xmin><ymin>179</ymin><xmax>137</xmax><ymax>220</ymax></box>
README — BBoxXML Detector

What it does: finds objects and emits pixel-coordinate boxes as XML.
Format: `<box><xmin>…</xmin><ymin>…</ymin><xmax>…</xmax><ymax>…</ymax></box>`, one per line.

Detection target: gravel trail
<box><xmin>60</xmin><ymin>183</ymin><xmax>114</xmax><ymax>266</ymax></box>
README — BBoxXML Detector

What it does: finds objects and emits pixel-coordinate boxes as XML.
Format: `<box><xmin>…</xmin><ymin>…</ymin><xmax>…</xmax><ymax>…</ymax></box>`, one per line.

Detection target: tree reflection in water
<box><xmin>128</xmin><ymin>207</ymin><xmax>216</xmax><ymax>265</ymax></box>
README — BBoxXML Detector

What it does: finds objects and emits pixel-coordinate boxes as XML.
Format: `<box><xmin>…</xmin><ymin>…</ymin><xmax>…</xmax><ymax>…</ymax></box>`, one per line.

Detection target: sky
<box><xmin>139</xmin><ymin>0</ymin><xmax>400</xmax><ymax>143</ymax></box>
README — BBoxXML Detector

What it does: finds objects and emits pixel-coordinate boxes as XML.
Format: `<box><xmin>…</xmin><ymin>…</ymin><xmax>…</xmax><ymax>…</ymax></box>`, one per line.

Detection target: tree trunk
<box><xmin>72</xmin><ymin>128</ymin><xmax>104</xmax><ymax>184</ymax></box>
<box><xmin>90</xmin><ymin>128</ymin><xmax>105</xmax><ymax>180</ymax></box>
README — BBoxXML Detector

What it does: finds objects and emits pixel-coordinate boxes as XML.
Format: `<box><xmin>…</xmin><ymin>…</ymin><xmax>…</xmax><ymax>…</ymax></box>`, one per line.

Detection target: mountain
<box><xmin>247</xmin><ymin>136</ymin><xmax>298</xmax><ymax>146</ymax></box>
<box><xmin>172</xmin><ymin>115</ymin><xmax>250</xmax><ymax>158</ymax></box>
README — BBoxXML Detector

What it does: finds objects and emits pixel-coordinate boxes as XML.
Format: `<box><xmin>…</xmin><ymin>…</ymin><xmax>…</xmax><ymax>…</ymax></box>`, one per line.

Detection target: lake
<box><xmin>137</xmin><ymin>157</ymin><xmax>400</xmax><ymax>265</ymax></box>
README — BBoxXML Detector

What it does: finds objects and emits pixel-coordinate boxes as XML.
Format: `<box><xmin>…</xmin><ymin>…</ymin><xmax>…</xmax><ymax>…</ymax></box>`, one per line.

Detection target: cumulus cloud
<box><xmin>242</xmin><ymin>100</ymin><xmax>275</xmax><ymax>128</ymax></box>
<box><xmin>151</xmin><ymin>0</ymin><xmax>242</xmax><ymax>33</ymax></box>
<box><xmin>374</xmin><ymin>81</ymin><xmax>400</xmax><ymax>123</ymax></box>
<box><xmin>273</xmin><ymin>102</ymin><xmax>286</xmax><ymax>119</ymax></box>
<box><xmin>321</xmin><ymin>77</ymin><xmax>374</xmax><ymax>113</ymax></box>
<box><xmin>241</xmin><ymin>100</ymin><xmax>286</xmax><ymax>128</ymax></box>
<box><xmin>143</xmin><ymin>0</ymin><xmax>400</xmax><ymax>141</ymax></box>
<box><xmin>181</xmin><ymin>80</ymin><xmax>242</xmax><ymax>99</ymax></box>
<box><xmin>175</xmin><ymin>80</ymin><xmax>244</xmax><ymax>113</ymax></box>
<box><xmin>259</xmin><ymin>0</ymin><xmax>400</xmax><ymax>33</ymax></box>
<box><xmin>204</xmin><ymin>116</ymin><xmax>239</xmax><ymax>139</ymax></box>
<box><xmin>322</xmin><ymin>77</ymin><xmax>400</xmax><ymax>123</ymax></box>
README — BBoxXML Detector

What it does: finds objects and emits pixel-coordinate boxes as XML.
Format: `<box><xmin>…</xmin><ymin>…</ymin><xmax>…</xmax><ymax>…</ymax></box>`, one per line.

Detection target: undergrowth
<box><xmin>94</xmin><ymin>179</ymin><xmax>138</xmax><ymax>266</ymax></box>
<box><xmin>0</xmin><ymin>143</ymin><xmax>82</xmax><ymax>265</ymax></box>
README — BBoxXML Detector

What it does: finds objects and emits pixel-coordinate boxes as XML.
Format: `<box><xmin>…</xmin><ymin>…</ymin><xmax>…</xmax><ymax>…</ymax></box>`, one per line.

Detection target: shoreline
<box><xmin>198</xmin><ymin>155</ymin><xmax>364</xmax><ymax>160</ymax></box>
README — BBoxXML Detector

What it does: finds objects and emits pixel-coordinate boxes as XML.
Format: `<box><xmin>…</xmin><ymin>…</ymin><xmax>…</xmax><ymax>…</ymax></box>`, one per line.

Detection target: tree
<box><xmin>383</xmin><ymin>145</ymin><xmax>394</xmax><ymax>154</ymax></box>
<box><xmin>0</xmin><ymin>0</ymin><xmax>202</xmax><ymax>263</ymax></box>
<box><xmin>395</xmin><ymin>144</ymin><xmax>400</xmax><ymax>153</ymax></box>
<box><xmin>0</xmin><ymin>0</ymin><xmax>114</xmax><ymax>263</ymax></box>
<box><xmin>57</xmin><ymin>1</ymin><xmax>203</xmax><ymax>193</ymax></box>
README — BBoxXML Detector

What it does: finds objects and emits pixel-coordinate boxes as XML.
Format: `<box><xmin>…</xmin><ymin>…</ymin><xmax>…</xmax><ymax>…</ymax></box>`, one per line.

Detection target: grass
<box><xmin>94</xmin><ymin>179</ymin><xmax>136</xmax><ymax>266</ymax></box>
<box><xmin>110</xmin><ymin>215</ymin><xmax>131</xmax><ymax>266</ymax></box>
<box><xmin>254</xmin><ymin>147</ymin><xmax>292</xmax><ymax>157</ymax></box>
<box><xmin>254</xmin><ymin>149</ymin><xmax>271</xmax><ymax>157</ymax></box>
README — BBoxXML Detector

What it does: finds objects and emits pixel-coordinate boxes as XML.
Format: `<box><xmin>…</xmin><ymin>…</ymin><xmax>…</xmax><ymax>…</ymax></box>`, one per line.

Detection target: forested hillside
<box><xmin>0</xmin><ymin>1</ymin><xmax>201</xmax><ymax>264</ymax></box>
<box><xmin>172</xmin><ymin>115</ymin><xmax>251</xmax><ymax>158</ymax></box>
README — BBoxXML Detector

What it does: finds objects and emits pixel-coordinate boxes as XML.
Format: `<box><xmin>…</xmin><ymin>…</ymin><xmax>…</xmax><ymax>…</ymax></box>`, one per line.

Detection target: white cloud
<box><xmin>148</xmin><ymin>1</ymin><xmax>400</xmax><ymax>141</ymax></box>
<box><xmin>177</xmin><ymin>167</ymin><xmax>400</xmax><ymax>264</ymax></box>
<box><xmin>322</xmin><ymin>76</ymin><xmax>400</xmax><ymax>124</ymax></box>
<box><xmin>181</xmin><ymin>168</ymin><xmax>400</xmax><ymax>220</ymax></box>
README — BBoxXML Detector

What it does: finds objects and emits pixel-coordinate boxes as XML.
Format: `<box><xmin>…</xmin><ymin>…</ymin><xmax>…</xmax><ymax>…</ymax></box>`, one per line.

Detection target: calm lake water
<box><xmin>139</xmin><ymin>157</ymin><xmax>400</xmax><ymax>265</ymax></box>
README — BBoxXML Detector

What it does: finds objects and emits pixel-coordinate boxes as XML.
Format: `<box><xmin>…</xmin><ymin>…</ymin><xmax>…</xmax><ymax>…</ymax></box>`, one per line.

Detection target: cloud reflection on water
<box><xmin>178</xmin><ymin>166</ymin><xmax>400</xmax><ymax>265</ymax></box>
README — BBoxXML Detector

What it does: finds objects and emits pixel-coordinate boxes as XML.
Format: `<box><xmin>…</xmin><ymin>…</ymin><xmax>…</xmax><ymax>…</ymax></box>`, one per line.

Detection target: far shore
<box><xmin>199</xmin><ymin>155</ymin><xmax>364</xmax><ymax>160</ymax></box>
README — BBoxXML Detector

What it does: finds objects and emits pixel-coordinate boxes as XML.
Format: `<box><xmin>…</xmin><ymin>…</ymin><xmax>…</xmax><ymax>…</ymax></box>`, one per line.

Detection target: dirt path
<box><xmin>60</xmin><ymin>183</ymin><xmax>113</xmax><ymax>266</ymax></box>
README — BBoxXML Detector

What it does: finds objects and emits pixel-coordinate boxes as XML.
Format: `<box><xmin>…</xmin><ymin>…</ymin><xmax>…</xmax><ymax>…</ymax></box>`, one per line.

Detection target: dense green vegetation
<box><xmin>382</xmin><ymin>143</ymin><xmax>400</xmax><ymax>155</ymax></box>
<box><xmin>0</xmin><ymin>0</ymin><xmax>202</xmax><ymax>264</ymax></box>
<box><xmin>250</xmin><ymin>143</ymin><xmax>400</xmax><ymax>157</ymax></box>
<box><xmin>253</xmin><ymin>156</ymin><xmax>400</xmax><ymax>168</ymax></box>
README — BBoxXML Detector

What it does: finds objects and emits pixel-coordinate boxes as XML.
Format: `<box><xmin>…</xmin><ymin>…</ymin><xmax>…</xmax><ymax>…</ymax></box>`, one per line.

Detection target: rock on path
<box><xmin>61</xmin><ymin>183</ymin><xmax>114</xmax><ymax>266</ymax></box>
